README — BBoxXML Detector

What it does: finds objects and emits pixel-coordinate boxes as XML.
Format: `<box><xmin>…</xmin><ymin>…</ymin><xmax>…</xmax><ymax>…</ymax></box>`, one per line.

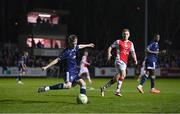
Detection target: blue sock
<box><xmin>49</xmin><ymin>83</ymin><xmax>64</xmax><ymax>90</ymax></box>
<box><xmin>150</xmin><ymin>76</ymin><xmax>155</xmax><ymax>89</ymax></box>
<box><xmin>17</xmin><ymin>75</ymin><xmax>21</xmax><ymax>81</ymax></box>
<box><xmin>140</xmin><ymin>74</ymin><xmax>148</xmax><ymax>85</ymax></box>
<box><xmin>80</xmin><ymin>86</ymin><xmax>86</xmax><ymax>94</ymax></box>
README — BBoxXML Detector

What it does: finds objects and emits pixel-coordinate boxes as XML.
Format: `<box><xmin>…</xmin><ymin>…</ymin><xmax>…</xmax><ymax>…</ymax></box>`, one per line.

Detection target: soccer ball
<box><xmin>76</xmin><ymin>94</ymin><xmax>88</xmax><ymax>104</ymax></box>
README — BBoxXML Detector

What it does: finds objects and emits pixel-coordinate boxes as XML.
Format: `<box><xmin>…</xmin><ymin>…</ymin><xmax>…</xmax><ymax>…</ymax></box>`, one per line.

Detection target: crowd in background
<box><xmin>0</xmin><ymin>47</ymin><xmax>48</xmax><ymax>68</ymax></box>
<box><xmin>0</xmin><ymin>46</ymin><xmax>180</xmax><ymax>69</ymax></box>
<box><xmin>158</xmin><ymin>51</ymin><xmax>180</xmax><ymax>69</ymax></box>
<box><xmin>88</xmin><ymin>50</ymin><xmax>180</xmax><ymax>68</ymax></box>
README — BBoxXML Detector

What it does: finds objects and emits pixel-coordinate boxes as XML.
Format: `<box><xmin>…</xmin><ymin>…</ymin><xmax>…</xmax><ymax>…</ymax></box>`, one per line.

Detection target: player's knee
<box><xmin>146</xmin><ymin>72</ymin><xmax>149</xmax><ymax>76</ymax></box>
<box><xmin>151</xmin><ymin>75</ymin><xmax>156</xmax><ymax>79</ymax></box>
<box><xmin>66</xmin><ymin>85</ymin><xmax>72</xmax><ymax>89</ymax></box>
<box><xmin>119</xmin><ymin>76</ymin><xmax>125</xmax><ymax>81</ymax></box>
<box><xmin>64</xmin><ymin>83</ymin><xmax>72</xmax><ymax>89</ymax></box>
<box><xmin>149</xmin><ymin>69</ymin><xmax>155</xmax><ymax>75</ymax></box>
<box><xmin>80</xmin><ymin>73</ymin><xmax>86</xmax><ymax>77</ymax></box>
<box><xmin>114</xmin><ymin>73</ymin><xmax>120</xmax><ymax>81</ymax></box>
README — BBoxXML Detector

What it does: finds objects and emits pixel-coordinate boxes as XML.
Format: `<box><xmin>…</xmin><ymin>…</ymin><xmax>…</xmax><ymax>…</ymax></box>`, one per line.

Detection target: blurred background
<box><xmin>0</xmin><ymin>0</ymin><xmax>180</xmax><ymax>78</ymax></box>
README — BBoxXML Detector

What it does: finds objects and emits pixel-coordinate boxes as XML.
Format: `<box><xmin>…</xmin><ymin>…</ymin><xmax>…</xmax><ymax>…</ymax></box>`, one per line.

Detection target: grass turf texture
<box><xmin>0</xmin><ymin>78</ymin><xmax>180</xmax><ymax>113</ymax></box>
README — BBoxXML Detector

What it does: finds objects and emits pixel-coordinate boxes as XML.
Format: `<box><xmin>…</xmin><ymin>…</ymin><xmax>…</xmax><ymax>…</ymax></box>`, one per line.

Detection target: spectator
<box><xmin>37</xmin><ymin>40</ymin><xmax>43</xmax><ymax>48</ymax></box>
<box><xmin>36</xmin><ymin>16</ymin><xmax>41</xmax><ymax>24</ymax></box>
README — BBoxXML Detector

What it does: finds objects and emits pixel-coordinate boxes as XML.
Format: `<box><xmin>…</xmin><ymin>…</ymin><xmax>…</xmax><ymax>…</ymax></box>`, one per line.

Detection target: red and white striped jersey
<box><xmin>111</xmin><ymin>39</ymin><xmax>135</xmax><ymax>64</ymax></box>
<box><xmin>80</xmin><ymin>55</ymin><xmax>89</xmax><ymax>68</ymax></box>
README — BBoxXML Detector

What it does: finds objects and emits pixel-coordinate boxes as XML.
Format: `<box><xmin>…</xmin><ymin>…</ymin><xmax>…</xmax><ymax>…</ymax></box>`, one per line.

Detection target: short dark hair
<box><xmin>154</xmin><ymin>33</ymin><xmax>160</xmax><ymax>37</ymax></box>
<box><xmin>66</xmin><ymin>34</ymin><xmax>78</xmax><ymax>48</ymax></box>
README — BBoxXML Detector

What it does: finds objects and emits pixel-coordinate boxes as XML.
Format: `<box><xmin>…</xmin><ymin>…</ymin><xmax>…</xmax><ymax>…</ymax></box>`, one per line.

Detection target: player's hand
<box><xmin>22</xmin><ymin>67</ymin><xmax>26</xmax><ymax>71</ymax></box>
<box><xmin>42</xmin><ymin>66</ymin><xmax>47</xmax><ymax>71</ymax></box>
<box><xmin>161</xmin><ymin>50</ymin><xmax>166</xmax><ymax>54</ymax></box>
<box><xmin>134</xmin><ymin>60</ymin><xmax>138</xmax><ymax>65</ymax></box>
<box><xmin>89</xmin><ymin>43</ymin><xmax>95</xmax><ymax>48</ymax></box>
<box><xmin>23</xmin><ymin>68</ymin><xmax>28</xmax><ymax>73</ymax></box>
<box><xmin>107</xmin><ymin>53</ymin><xmax>112</xmax><ymax>60</ymax></box>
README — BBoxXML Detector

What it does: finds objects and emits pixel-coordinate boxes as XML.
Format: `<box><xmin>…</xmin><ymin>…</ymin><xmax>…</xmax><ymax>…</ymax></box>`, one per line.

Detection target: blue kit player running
<box><xmin>137</xmin><ymin>33</ymin><xmax>162</xmax><ymax>94</ymax></box>
<box><xmin>17</xmin><ymin>51</ymin><xmax>28</xmax><ymax>84</ymax></box>
<box><xmin>38</xmin><ymin>34</ymin><xmax>95</xmax><ymax>96</ymax></box>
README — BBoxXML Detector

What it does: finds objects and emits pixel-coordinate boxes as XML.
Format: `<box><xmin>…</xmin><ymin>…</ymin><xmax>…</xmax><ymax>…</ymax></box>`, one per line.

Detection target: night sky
<box><xmin>0</xmin><ymin>0</ymin><xmax>180</xmax><ymax>50</ymax></box>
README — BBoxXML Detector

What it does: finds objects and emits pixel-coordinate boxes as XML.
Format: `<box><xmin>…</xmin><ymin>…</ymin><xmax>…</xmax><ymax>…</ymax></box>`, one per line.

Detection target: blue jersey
<box><xmin>18</xmin><ymin>55</ymin><xmax>28</xmax><ymax>67</ymax></box>
<box><xmin>146</xmin><ymin>41</ymin><xmax>159</xmax><ymax>63</ymax></box>
<box><xmin>58</xmin><ymin>45</ymin><xmax>79</xmax><ymax>76</ymax></box>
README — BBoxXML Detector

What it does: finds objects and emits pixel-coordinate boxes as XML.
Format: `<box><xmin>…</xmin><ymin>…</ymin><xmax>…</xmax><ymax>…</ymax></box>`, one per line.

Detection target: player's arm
<box><xmin>130</xmin><ymin>43</ymin><xmax>138</xmax><ymax>65</ymax></box>
<box><xmin>23</xmin><ymin>64</ymin><xmax>27</xmax><ymax>70</ymax></box>
<box><xmin>107</xmin><ymin>46</ymin><xmax>113</xmax><ymax>60</ymax></box>
<box><xmin>131</xmin><ymin>51</ymin><xmax>138</xmax><ymax>65</ymax></box>
<box><xmin>20</xmin><ymin>61</ymin><xmax>26</xmax><ymax>70</ymax></box>
<box><xmin>146</xmin><ymin>48</ymin><xmax>159</xmax><ymax>54</ymax></box>
<box><xmin>42</xmin><ymin>58</ymin><xmax>59</xmax><ymax>71</ymax></box>
<box><xmin>78</xmin><ymin>43</ymin><xmax>95</xmax><ymax>49</ymax></box>
<box><xmin>107</xmin><ymin>40</ymin><xmax>117</xmax><ymax>60</ymax></box>
<box><xmin>146</xmin><ymin>43</ymin><xmax>160</xmax><ymax>55</ymax></box>
<box><xmin>82</xmin><ymin>56</ymin><xmax>90</xmax><ymax>65</ymax></box>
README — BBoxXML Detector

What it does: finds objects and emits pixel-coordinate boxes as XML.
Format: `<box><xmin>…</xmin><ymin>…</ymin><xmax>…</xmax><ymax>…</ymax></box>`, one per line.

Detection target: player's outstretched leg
<box><xmin>38</xmin><ymin>83</ymin><xmax>66</xmax><ymax>93</ymax></box>
<box><xmin>38</xmin><ymin>86</ymin><xmax>46</xmax><ymax>93</ymax></box>
<box><xmin>100</xmin><ymin>79</ymin><xmax>115</xmax><ymax>97</ymax></box>
<box><xmin>137</xmin><ymin>74</ymin><xmax>148</xmax><ymax>94</ymax></box>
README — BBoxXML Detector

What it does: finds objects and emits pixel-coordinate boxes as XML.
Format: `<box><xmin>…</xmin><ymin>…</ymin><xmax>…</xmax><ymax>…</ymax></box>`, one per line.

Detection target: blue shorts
<box><xmin>18</xmin><ymin>66</ymin><xmax>26</xmax><ymax>73</ymax></box>
<box><xmin>65</xmin><ymin>71</ymin><xmax>81</xmax><ymax>85</ymax></box>
<box><xmin>145</xmin><ymin>61</ymin><xmax>156</xmax><ymax>70</ymax></box>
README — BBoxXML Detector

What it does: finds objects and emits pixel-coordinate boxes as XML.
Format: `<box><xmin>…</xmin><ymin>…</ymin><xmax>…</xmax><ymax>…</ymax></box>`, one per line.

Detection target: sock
<box><xmin>150</xmin><ymin>76</ymin><xmax>155</xmax><ymax>89</ymax></box>
<box><xmin>49</xmin><ymin>83</ymin><xmax>64</xmax><ymax>90</ymax></box>
<box><xmin>138</xmin><ymin>85</ymin><xmax>143</xmax><ymax>88</ymax></box>
<box><xmin>116</xmin><ymin>80</ymin><xmax>123</xmax><ymax>93</ymax></box>
<box><xmin>140</xmin><ymin>74</ymin><xmax>148</xmax><ymax>86</ymax></box>
<box><xmin>45</xmin><ymin>86</ymin><xmax>50</xmax><ymax>91</ymax></box>
<box><xmin>103</xmin><ymin>79</ymin><xmax>115</xmax><ymax>89</ymax></box>
<box><xmin>17</xmin><ymin>75</ymin><xmax>22</xmax><ymax>81</ymax></box>
<box><xmin>80</xmin><ymin>86</ymin><xmax>86</xmax><ymax>94</ymax></box>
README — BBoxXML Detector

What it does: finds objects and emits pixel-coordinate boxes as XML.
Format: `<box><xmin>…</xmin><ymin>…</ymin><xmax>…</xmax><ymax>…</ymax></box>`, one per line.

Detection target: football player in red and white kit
<box><xmin>79</xmin><ymin>51</ymin><xmax>92</xmax><ymax>83</ymax></box>
<box><xmin>100</xmin><ymin>28</ymin><xmax>138</xmax><ymax>97</ymax></box>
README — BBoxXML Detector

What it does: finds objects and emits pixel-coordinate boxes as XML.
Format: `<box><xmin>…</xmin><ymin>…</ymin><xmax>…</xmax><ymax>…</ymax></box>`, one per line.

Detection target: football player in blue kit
<box><xmin>17</xmin><ymin>51</ymin><xmax>28</xmax><ymax>84</ymax></box>
<box><xmin>137</xmin><ymin>33</ymin><xmax>162</xmax><ymax>94</ymax></box>
<box><xmin>38</xmin><ymin>34</ymin><xmax>95</xmax><ymax>96</ymax></box>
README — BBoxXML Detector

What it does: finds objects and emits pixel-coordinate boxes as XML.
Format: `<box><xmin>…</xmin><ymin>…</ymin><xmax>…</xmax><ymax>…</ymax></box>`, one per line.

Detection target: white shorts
<box><xmin>115</xmin><ymin>60</ymin><xmax>127</xmax><ymax>73</ymax></box>
<box><xmin>79</xmin><ymin>67</ymin><xmax>89</xmax><ymax>75</ymax></box>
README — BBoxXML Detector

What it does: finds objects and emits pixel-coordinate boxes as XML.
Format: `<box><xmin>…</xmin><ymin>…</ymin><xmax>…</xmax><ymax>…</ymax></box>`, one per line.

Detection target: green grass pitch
<box><xmin>0</xmin><ymin>78</ymin><xmax>180</xmax><ymax>113</ymax></box>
